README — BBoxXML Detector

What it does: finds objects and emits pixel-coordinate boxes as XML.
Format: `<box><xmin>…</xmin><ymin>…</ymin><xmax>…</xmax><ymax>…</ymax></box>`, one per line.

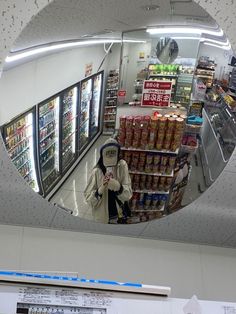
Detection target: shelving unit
<box><xmin>175</xmin><ymin>73</ymin><xmax>194</xmax><ymax>107</ymax></box>
<box><xmin>103</xmin><ymin>69</ymin><xmax>119</xmax><ymax>135</ymax></box>
<box><xmin>195</xmin><ymin>57</ymin><xmax>215</xmax><ymax>88</ymax></box>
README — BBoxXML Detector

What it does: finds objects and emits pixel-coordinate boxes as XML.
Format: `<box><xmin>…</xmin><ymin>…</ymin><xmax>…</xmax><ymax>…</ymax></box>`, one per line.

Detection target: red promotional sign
<box><xmin>141</xmin><ymin>80</ymin><xmax>172</xmax><ymax>107</ymax></box>
<box><xmin>117</xmin><ymin>89</ymin><xmax>126</xmax><ymax>105</ymax></box>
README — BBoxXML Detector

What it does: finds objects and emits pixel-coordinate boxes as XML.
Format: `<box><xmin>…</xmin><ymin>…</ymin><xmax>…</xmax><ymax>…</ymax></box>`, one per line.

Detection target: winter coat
<box><xmin>84</xmin><ymin>159</ymin><xmax>132</xmax><ymax>223</ymax></box>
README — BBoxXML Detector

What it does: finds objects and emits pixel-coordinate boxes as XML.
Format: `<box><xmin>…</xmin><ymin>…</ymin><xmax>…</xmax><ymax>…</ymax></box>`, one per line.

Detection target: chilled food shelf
<box><xmin>42</xmin><ymin>168</ymin><xmax>55</xmax><ymax>181</ymax></box>
<box><xmin>11</xmin><ymin>146</ymin><xmax>29</xmax><ymax>162</ymax></box>
<box><xmin>40</xmin><ymin>118</ymin><xmax>55</xmax><ymax>131</ymax></box>
<box><xmin>80</xmin><ymin>117</ymin><xmax>89</xmax><ymax>127</ymax></box>
<box><xmin>62</xmin><ymin>130</ymin><xmax>76</xmax><ymax>143</ymax></box>
<box><xmin>104</xmin><ymin>120</ymin><xmax>116</xmax><ymax>123</ymax></box>
<box><xmin>40</xmin><ymin>141</ymin><xmax>55</xmax><ymax>155</ymax></box>
<box><xmin>23</xmin><ymin>169</ymin><xmax>32</xmax><ymax>179</ymax></box>
<box><xmin>41</xmin><ymin>154</ymin><xmax>54</xmax><ymax>168</ymax></box>
<box><xmin>16</xmin><ymin>159</ymin><xmax>29</xmax><ymax>171</ymax></box>
<box><xmin>40</xmin><ymin>130</ymin><xmax>55</xmax><ymax>143</ymax></box>
<box><xmin>63</xmin><ymin>116</ymin><xmax>77</xmax><ymax>129</ymax></box>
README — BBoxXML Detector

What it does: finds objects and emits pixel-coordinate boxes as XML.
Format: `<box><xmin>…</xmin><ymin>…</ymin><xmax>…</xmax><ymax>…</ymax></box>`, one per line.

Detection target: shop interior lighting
<box><xmin>203</xmin><ymin>42</ymin><xmax>231</xmax><ymax>50</ymax></box>
<box><xmin>146</xmin><ymin>27</ymin><xmax>224</xmax><ymax>37</ymax></box>
<box><xmin>5</xmin><ymin>39</ymin><xmax>146</xmax><ymax>63</ymax></box>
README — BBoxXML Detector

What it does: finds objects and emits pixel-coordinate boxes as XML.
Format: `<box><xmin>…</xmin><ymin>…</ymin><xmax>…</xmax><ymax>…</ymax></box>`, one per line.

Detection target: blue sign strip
<box><xmin>0</xmin><ymin>271</ymin><xmax>142</xmax><ymax>288</ymax></box>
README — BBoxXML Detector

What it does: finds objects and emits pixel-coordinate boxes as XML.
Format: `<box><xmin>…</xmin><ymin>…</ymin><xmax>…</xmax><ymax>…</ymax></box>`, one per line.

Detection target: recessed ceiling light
<box><xmin>142</xmin><ymin>4</ymin><xmax>160</xmax><ymax>11</ymax></box>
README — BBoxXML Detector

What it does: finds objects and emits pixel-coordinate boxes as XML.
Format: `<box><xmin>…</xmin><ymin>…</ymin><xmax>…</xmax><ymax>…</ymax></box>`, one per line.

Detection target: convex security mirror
<box><xmin>0</xmin><ymin>0</ymin><xmax>235</xmax><ymax>226</ymax></box>
<box><xmin>156</xmin><ymin>37</ymin><xmax>179</xmax><ymax>64</ymax></box>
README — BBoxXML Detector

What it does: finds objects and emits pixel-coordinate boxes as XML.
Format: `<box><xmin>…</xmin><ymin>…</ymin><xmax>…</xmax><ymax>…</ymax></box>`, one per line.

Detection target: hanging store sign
<box><xmin>141</xmin><ymin>80</ymin><xmax>172</xmax><ymax>107</ymax></box>
<box><xmin>117</xmin><ymin>89</ymin><xmax>127</xmax><ymax>105</ymax></box>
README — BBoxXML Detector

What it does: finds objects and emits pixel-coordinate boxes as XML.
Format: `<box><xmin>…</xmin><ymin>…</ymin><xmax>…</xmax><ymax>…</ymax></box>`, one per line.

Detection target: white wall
<box><xmin>0</xmin><ymin>45</ymin><xmax>111</xmax><ymax>125</ymax></box>
<box><xmin>198</xmin><ymin>43</ymin><xmax>233</xmax><ymax>79</ymax></box>
<box><xmin>1</xmin><ymin>223</ymin><xmax>236</xmax><ymax>303</ymax></box>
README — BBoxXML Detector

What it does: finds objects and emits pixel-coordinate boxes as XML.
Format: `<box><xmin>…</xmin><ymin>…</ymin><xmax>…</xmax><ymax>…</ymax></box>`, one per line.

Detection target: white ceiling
<box><xmin>12</xmin><ymin>0</ymin><xmax>217</xmax><ymax>51</ymax></box>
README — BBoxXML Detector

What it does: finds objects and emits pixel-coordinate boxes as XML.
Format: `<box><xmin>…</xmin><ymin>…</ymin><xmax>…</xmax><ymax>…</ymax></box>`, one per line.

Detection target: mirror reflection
<box><xmin>1</xmin><ymin>0</ymin><xmax>236</xmax><ymax>225</ymax></box>
<box><xmin>156</xmin><ymin>37</ymin><xmax>179</xmax><ymax>63</ymax></box>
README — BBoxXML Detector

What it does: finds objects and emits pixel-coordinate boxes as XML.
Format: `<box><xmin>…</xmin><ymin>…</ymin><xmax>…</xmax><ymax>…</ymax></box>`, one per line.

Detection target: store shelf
<box><xmin>5</xmin><ymin>124</ymin><xmax>31</xmax><ymax>142</ymax></box>
<box><xmin>106</xmin><ymin>96</ymin><xmax>117</xmax><ymax>100</ymax></box>
<box><xmin>121</xmin><ymin>147</ymin><xmax>179</xmax><ymax>155</ymax></box>
<box><xmin>40</xmin><ymin>129</ymin><xmax>55</xmax><ymax>143</ymax></box>
<box><xmin>8</xmin><ymin>137</ymin><xmax>28</xmax><ymax>152</ymax></box>
<box><xmin>42</xmin><ymin>168</ymin><xmax>55</xmax><ymax>181</ymax></box>
<box><xmin>23</xmin><ymin>169</ymin><xmax>32</xmax><ymax>179</ymax></box>
<box><xmin>80</xmin><ymin>118</ymin><xmax>89</xmax><ymax>128</ymax></box>
<box><xmin>133</xmin><ymin>189</ymin><xmax>169</xmax><ymax>194</ymax></box>
<box><xmin>40</xmin><ymin>141</ymin><xmax>55</xmax><ymax>155</ymax></box>
<box><xmin>104</xmin><ymin>120</ymin><xmax>116</xmax><ymax>123</ymax></box>
<box><xmin>129</xmin><ymin>170</ymin><xmax>173</xmax><ymax>177</ymax></box>
<box><xmin>181</xmin><ymin>142</ymin><xmax>198</xmax><ymax>153</ymax></box>
<box><xmin>63</xmin><ymin>116</ymin><xmax>77</xmax><ymax>129</ymax></box>
<box><xmin>11</xmin><ymin>146</ymin><xmax>29</xmax><ymax>162</ymax></box>
<box><xmin>40</xmin><ymin>118</ymin><xmax>55</xmax><ymax>131</ymax></box>
<box><xmin>104</xmin><ymin>113</ymin><xmax>116</xmax><ymax>115</ymax></box>
<box><xmin>106</xmin><ymin>88</ymin><xmax>118</xmax><ymax>91</ymax></box>
<box><xmin>105</xmin><ymin>106</ymin><xmax>116</xmax><ymax>108</ymax></box>
<box><xmin>39</xmin><ymin>107</ymin><xmax>55</xmax><ymax>118</ymax></box>
<box><xmin>149</xmin><ymin>74</ymin><xmax>178</xmax><ymax>78</ymax></box>
<box><xmin>132</xmin><ymin>206</ymin><xmax>165</xmax><ymax>213</ymax></box>
<box><xmin>41</xmin><ymin>154</ymin><xmax>54</xmax><ymax>168</ymax></box>
<box><xmin>62</xmin><ymin>130</ymin><xmax>76</xmax><ymax>143</ymax></box>
<box><xmin>16</xmin><ymin>159</ymin><xmax>29</xmax><ymax>171</ymax></box>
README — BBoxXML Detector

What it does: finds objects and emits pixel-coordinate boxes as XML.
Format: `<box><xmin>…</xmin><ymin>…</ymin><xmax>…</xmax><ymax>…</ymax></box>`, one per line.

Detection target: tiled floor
<box><xmin>51</xmin><ymin>136</ymin><xmax>109</xmax><ymax>220</ymax></box>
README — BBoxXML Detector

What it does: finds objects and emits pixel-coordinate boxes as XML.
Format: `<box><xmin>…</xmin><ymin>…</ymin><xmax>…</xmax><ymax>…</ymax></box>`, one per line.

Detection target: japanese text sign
<box><xmin>141</xmin><ymin>80</ymin><xmax>172</xmax><ymax>107</ymax></box>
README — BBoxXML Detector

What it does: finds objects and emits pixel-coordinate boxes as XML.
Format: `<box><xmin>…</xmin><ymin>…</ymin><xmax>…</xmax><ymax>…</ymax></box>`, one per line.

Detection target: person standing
<box><xmin>84</xmin><ymin>138</ymin><xmax>132</xmax><ymax>224</ymax></box>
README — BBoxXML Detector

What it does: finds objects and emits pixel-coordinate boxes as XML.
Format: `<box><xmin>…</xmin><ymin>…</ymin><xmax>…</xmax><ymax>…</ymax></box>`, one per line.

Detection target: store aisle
<box><xmin>51</xmin><ymin>135</ymin><xmax>109</xmax><ymax>220</ymax></box>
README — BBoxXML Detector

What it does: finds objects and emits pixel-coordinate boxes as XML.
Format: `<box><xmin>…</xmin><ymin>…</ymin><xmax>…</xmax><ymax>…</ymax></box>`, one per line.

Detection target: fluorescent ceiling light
<box><xmin>200</xmin><ymin>37</ymin><xmax>230</xmax><ymax>46</ymax></box>
<box><xmin>5</xmin><ymin>39</ymin><xmax>146</xmax><ymax>63</ymax></box>
<box><xmin>203</xmin><ymin>42</ymin><xmax>231</xmax><ymax>50</ymax></box>
<box><xmin>172</xmin><ymin>36</ymin><xmax>200</xmax><ymax>40</ymax></box>
<box><xmin>147</xmin><ymin>27</ymin><xmax>224</xmax><ymax>37</ymax></box>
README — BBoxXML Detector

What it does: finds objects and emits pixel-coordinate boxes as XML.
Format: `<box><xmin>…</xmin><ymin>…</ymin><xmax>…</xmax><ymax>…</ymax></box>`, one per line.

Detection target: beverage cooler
<box><xmin>78</xmin><ymin>71</ymin><xmax>103</xmax><ymax>152</ymax></box>
<box><xmin>1</xmin><ymin>71</ymin><xmax>104</xmax><ymax>198</ymax></box>
<box><xmin>38</xmin><ymin>96</ymin><xmax>60</xmax><ymax>196</ymax></box>
<box><xmin>2</xmin><ymin>108</ymin><xmax>40</xmax><ymax>193</ymax></box>
<box><xmin>90</xmin><ymin>72</ymin><xmax>103</xmax><ymax>138</ymax></box>
<box><xmin>60</xmin><ymin>85</ymin><xmax>78</xmax><ymax>174</ymax></box>
<box><xmin>79</xmin><ymin>77</ymin><xmax>93</xmax><ymax>152</ymax></box>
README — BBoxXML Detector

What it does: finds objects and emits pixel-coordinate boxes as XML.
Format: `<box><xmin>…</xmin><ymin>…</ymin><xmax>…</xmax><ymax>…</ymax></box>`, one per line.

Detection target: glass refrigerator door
<box><xmin>61</xmin><ymin>86</ymin><xmax>78</xmax><ymax>172</ymax></box>
<box><xmin>90</xmin><ymin>73</ymin><xmax>102</xmax><ymax>138</ymax></box>
<box><xmin>4</xmin><ymin>110</ymin><xmax>39</xmax><ymax>193</ymax></box>
<box><xmin>39</xmin><ymin>97</ymin><xmax>60</xmax><ymax>195</ymax></box>
<box><xmin>79</xmin><ymin>78</ymin><xmax>92</xmax><ymax>151</ymax></box>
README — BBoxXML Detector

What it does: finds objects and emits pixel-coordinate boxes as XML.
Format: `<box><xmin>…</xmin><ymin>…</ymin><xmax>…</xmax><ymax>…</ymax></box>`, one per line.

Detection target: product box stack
<box><xmin>118</xmin><ymin>112</ymin><xmax>186</xmax><ymax>223</ymax></box>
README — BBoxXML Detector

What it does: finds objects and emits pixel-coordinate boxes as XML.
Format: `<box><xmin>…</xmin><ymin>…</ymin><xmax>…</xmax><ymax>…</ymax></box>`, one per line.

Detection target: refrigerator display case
<box><xmin>79</xmin><ymin>77</ymin><xmax>92</xmax><ymax>152</ymax></box>
<box><xmin>90</xmin><ymin>72</ymin><xmax>103</xmax><ymax>138</ymax></box>
<box><xmin>60</xmin><ymin>86</ymin><xmax>78</xmax><ymax>173</ymax></box>
<box><xmin>2</xmin><ymin>108</ymin><xmax>40</xmax><ymax>193</ymax></box>
<box><xmin>38</xmin><ymin>96</ymin><xmax>60</xmax><ymax>195</ymax></box>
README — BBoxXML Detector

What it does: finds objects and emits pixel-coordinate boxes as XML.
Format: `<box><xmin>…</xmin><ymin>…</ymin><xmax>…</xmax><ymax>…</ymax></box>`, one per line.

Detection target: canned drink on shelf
<box><xmin>138</xmin><ymin>163</ymin><xmax>145</xmax><ymax>172</ymax></box>
<box><xmin>125</xmin><ymin>139</ymin><xmax>132</xmax><ymax>148</ymax></box>
<box><xmin>144</xmin><ymin>194</ymin><xmax>153</xmax><ymax>209</ymax></box>
<box><xmin>126</xmin><ymin>130</ymin><xmax>133</xmax><ymax>141</ymax></box>
<box><xmin>169</xmin><ymin>156</ymin><xmax>176</xmax><ymax>167</ymax></box>
<box><xmin>176</xmin><ymin>117</ymin><xmax>185</xmax><ymax>130</ymax></box>
<box><xmin>165</xmin><ymin>131</ymin><xmax>173</xmax><ymax>142</ymax></box>
<box><xmin>140</xmin><ymin>139</ymin><xmax>148</xmax><ymax>149</ymax></box>
<box><xmin>134</xmin><ymin>174</ymin><xmax>140</xmax><ymax>183</ymax></box>
<box><xmin>146</xmin><ymin>175</ymin><xmax>153</xmax><ymax>183</ymax></box>
<box><xmin>157</xmin><ymin>129</ymin><xmax>165</xmax><ymax>141</ymax></box>
<box><xmin>132</xmin><ymin>139</ymin><xmax>139</xmax><ymax>148</ymax></box>
<box><xmin>130</xmin><ymin>162</ymin><xmax>137</xmax><ymax>171</ymax></box>
<box><xmin>159</xmin><ymin>117</ymin><xmax>167</xmax><ymax>130</ymax></box>
<box><xmin>148</xmin><ymin>129</ymin><xmax>156</xmax><ymax>149</ymax></box>
<box><xmin>140</xmin><ymin>174</ymin><xmax>147</xmax><ymax>182</ymax></box>
<box><xmin>140</xmin><ymin>181</ymin><xmax>146</xmax><ymax>190</ymax></box>
<box><xmin>134</xmin><ymin>116</ymin><xmax>142</xmax><ymax>129</ymax></box>
<box><xmin>152</xmin><ymin>165</ymin><xmax>159</xmax><ymax>173</ymax></box>
<box><xmin>145</xmin><ymin>164</ymin><xmax>152</xmax><ymax>173</ymax></box>
<box><xmin>146</xmin><ymin>154</ymin><xmax>153</xmax><ymax>165</ymax></box>
<box><xmin>126</xmin><ymin>116</ymin><xmax>133</xmax><ymax>128</ymax></box>
<box><xmin>139</xmin><ymin>152</ymin><xmax>146</xmax><ymax>163</ymax></box>
<box><xmin>153</xmin><ymin>176</ymin><xmax>159</xmax><ymax>184</ymax></box>
<box><xmin>159</xmin><ymin>165</ymin><xmax>166</xmax><ymax>174</ymax></box>
<box><xmin>141</xmin><ymin>129</ymin><xmax>149</xmax><ymax>140</ymax></box>
<box><xmin>150</xmin><ymin>116</ymin><xmax>158</xmax><ymax>129</ymax></box>
<box><xmin>153</xmin><ymin>155</ymin><xmax>161</xmax><ymax>165</ymax></box>
<box><xmin>133</xmin><ymin>182</ymin><xmax>140</xmax><ymax>190</ymax></box>
<box><xmin>142</xmin><ymin>115</ymin><xmax>151</xmax><ymax>129</ymax></box>
<box><xmin>166</xmin><ymin>166</ymin><xmax>173</xmax><ymax>175</ymax></box>
<box><xmin>161</xmin><ymin>155</ymin><xmax>168</xmax><ymax>166</ymax></box>
<box><xmin>156</xmin><ymin>140</ymin><xmax>163</xmax><ymax>150</ymax></box>
<box><xmin>163</xmin><ymin>140</ymin><xmax>171</xmax><ymax>150</ymax></box>
<box><xmin>133</xmin><ymin>129</ymin><xmax>141</xmax><ymax>141</ymax></box>
<box><xmin>167</xmin><ymin>117</ymin><xmax>176</xmax><ymax>131</ymax></box>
